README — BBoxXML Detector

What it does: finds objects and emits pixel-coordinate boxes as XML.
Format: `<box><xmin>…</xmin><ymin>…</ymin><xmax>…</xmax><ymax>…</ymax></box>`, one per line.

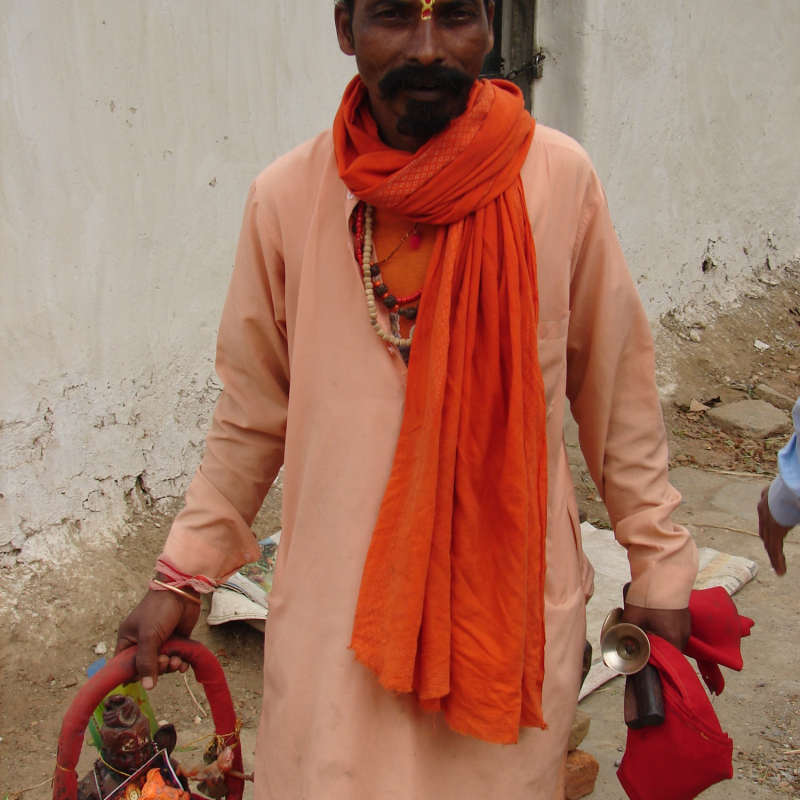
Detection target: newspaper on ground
<box><xmin>207</xmin><ymin>533</ymin><xmax>281</xmax><ymax>632</ymax></box>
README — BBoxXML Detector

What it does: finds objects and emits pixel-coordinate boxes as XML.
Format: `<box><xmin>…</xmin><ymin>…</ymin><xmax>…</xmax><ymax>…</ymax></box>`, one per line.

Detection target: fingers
<box><xmin>137</xmin><ymin>633</ymin><xmax>186</xmax><ymax>688</ymax></box>
<box><xmin>764</xmin><ymin>533</ymin><xmax>786</xmax><ymax>575</ymax></box>
<box><xmin>155</xmin><ymin>654</ymin><xmax>188</xmax><ymax>674</ymax></box>
<box><xmin>758</xmin><ymin>487</ymin><xmax>791</xmax><ymax>576</ymax></box>
<box><xmin>766</xmin><ymin>534</ymin><xmax>787</xmax><ymax>576</ymax></box>
<box><xmin>757</xmin><ymin>488</ymin><xmax>769</xmax><ymax>539</ymax></box>
<box><xmin>136</xmin><ymin>633</ymin><xmax>163</xmax><ymax>690</ymax></box>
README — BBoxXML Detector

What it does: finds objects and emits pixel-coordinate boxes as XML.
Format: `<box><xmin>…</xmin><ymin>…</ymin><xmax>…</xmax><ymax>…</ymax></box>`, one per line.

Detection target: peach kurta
<box><xmin>162</xmin><ymin>123</ymin><xmax>698</xmax><ymax>799</ymax></box>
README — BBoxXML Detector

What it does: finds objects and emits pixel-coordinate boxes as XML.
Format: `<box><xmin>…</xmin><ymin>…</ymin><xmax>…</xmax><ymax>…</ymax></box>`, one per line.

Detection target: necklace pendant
<box><xmin>390</xmin><ymin>312</ymin><xmax>401</xmax><ymax>338</ymax></box>
<box><xmin>409</xmin><ymin>231</ymin><xmax>422</xmax><ymax>251</ymax></box>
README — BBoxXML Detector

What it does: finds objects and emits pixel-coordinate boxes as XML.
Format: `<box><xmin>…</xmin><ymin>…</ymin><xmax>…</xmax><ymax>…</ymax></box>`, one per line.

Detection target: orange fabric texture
<box><xmin>334</xmin><ymin>77</ymin><xmax>549</xmax><ymax>744</ymax></box>
<box><xmin>371</xmin><ymin>207</ymin><xmax>436</xmax><ymax>337</ymax></box>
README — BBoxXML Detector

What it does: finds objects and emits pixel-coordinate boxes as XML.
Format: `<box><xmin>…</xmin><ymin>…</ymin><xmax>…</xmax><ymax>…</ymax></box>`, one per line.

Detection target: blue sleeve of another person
<box><xmin>768</xmin><ymin>397</ymin><xmax>800</xmax><ymax>527</ymax></box>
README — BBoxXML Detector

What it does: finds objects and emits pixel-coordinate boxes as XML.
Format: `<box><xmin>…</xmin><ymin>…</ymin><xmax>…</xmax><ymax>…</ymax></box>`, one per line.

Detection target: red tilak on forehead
<box><xmin>421</xmin><ymin>0</ymin><xmax>434</xmax><ymax>19</ymax></box>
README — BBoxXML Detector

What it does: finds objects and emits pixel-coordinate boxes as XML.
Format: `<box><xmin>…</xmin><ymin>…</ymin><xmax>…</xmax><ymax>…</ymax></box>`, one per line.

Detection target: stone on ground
<box><xmin>565</xmin><ymin>749</ymin><xmax>600</xmax><ymax>800</ymax></box>
<box><xmin>568</xmin><ymin>709</ymin><xmax>592</xmax><ymax>751</ymax></box>
<box><xmin>707</xmin><ymin>399</ymin><xmax>791</xmax><ymax>439</ymax></box>
<box><xmin>755</xmin><ymin>383</ymin><xmax>797</xmax><ymax>412</ymax></box>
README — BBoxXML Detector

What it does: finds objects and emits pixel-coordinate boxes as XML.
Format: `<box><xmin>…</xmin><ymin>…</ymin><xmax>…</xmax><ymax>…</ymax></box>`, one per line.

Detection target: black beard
<box><xmin>378</xmin><ymin>64</ymin><xmax>474</xmax><ymax>140</ymax></box>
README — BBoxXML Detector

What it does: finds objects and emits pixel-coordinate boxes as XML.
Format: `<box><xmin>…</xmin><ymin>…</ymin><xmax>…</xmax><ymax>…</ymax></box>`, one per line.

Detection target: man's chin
<box><xmin>396</xmin><ymin>115</ymin><xmax>450</xmax><ymax>140</ymax></box>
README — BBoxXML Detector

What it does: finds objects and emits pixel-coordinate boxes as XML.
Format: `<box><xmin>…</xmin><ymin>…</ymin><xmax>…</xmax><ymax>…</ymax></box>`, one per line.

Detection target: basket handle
<box><xmin>54</xmin><ymin>637</ymin><xmax>244</xmax><ymax>800</ymax></box>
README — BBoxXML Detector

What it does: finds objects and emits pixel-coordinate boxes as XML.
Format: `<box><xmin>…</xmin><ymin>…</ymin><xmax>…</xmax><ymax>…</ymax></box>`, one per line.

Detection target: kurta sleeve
<box><xmin>160</xmin><ymin>178</ymin><xmax>290</xmax><ymax>580</ymax></box>
<box><xmin>566</xmin><ymin>173</ymin><xmax>698</xmax><ymax>610</ymax></box>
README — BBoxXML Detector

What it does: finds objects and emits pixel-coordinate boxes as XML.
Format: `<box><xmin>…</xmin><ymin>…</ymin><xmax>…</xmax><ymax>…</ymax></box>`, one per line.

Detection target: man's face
<box><xmin>335</xmin><ymin>0</ymin><xmax>495</xmax><ymax>152</ymax></box>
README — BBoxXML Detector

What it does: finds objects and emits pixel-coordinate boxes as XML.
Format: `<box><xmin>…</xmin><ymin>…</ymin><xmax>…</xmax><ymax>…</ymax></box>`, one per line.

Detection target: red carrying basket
<box><xmin>54</xmin><ymin>637</ymin><xmax>244</xmax><ymax>800</ymax></box>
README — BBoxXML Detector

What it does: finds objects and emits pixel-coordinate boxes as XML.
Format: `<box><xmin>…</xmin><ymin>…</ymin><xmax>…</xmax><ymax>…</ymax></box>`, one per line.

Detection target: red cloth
<box><xmin>334</xmin><ymin>76</ymin><xmax>548</xmax><ymax>744</ymax></box>
<box><xmin>684</xmin><ymin>585</ymin><xmax>755</xmax><ymax>695</ymax></box>
<box><xmin>617</xmin><ymin>588</ymin><xmax>754</xmax><ymax>800</ymax></box>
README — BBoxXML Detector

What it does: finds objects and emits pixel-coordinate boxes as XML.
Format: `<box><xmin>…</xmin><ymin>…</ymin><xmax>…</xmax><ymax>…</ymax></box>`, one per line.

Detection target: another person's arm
<box><xmin>566</xmin><ymin>172</ymin><xmax>698</xmax><ymax>650</ymax></box>
<box><xmin>758</xmin><ymin>397</ymin><xmax>800</xmax><ymax>575</ymax></box>
<box><xmin>117</xmin><ymin>179</ymin><xmax>290</xmax><ymax>685</ymax></box>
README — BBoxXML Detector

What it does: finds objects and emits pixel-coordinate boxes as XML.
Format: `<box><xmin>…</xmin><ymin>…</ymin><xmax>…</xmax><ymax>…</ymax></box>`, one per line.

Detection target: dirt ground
<box><xmin>1</xmin><ymin>266</ymin><xmax>798</xmax><ymax>799</ymax></box>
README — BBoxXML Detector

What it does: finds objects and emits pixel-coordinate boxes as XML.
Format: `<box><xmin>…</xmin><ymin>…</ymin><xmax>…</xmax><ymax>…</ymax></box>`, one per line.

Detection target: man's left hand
<box><xmin>622</xmin><ymin>604</ymin><xmax>691</xmax><ymax>652</ymax></box>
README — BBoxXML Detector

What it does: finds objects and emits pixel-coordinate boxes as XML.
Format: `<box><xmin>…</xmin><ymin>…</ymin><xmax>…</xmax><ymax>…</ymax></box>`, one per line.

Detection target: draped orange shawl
<box><xmin>334</xmin><ymin>77</ymin><xmax>548</xmax><ymax>745</ymax></box>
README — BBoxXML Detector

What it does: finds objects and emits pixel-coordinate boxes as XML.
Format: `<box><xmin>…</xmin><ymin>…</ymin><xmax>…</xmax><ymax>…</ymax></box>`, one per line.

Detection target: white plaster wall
<box><xmin>4</xmin><ymin>0</ymin><xmax>799</xmax><ymax>560</ymax></box>
<box><xmin>535</xmin><ymin>0</ymin><xmax>800</xmax><ymax>318</ymax></box>
<box><xmin>1</xmin><ymin>2</ymin><xmax>355</xmax><ymax>558</ymax></box>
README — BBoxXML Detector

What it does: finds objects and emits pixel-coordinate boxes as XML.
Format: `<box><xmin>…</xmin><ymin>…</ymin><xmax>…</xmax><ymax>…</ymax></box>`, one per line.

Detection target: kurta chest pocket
<box><xmin>536</xmin><ymin>313</ymin><xmax>570</xmax><ymax>417</ymax></box>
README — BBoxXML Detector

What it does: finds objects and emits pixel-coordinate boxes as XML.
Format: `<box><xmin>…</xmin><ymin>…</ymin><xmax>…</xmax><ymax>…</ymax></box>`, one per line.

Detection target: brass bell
<box><xmin>600</xmin><ymin>607</ymin><xmax>624</xmax><ymax>641</ymax></box>
<box><xmin>600</xmin><ymin>609</ymin><xmax>651</xmax><ymax>675</ymax></box>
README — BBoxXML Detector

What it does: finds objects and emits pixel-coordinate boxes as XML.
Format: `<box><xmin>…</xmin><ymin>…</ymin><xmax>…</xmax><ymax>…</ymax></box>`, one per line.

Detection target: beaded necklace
<box><xmin>355</xmin><ymin>202</ymin><xmax>422</xmax><ymax>352</ymax></box>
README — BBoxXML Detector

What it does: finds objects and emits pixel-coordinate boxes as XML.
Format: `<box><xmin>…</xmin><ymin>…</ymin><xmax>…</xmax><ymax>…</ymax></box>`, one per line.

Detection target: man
<box><xmin>117</xmin><ymin>1</ymin><xmax>698</xmax><ymax>797</ymax></box>
<box><xmin>758</xmin><ymin>396</ymin><xmax>800</xmax><ymax>574</ymax></box>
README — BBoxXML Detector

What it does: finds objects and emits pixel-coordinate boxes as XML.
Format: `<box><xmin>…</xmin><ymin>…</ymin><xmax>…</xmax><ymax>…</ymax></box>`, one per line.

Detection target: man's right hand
<box><xmin>116</xmin><ymin>577</ymin><xmax>202</xmax><ymax>689</ymax></box>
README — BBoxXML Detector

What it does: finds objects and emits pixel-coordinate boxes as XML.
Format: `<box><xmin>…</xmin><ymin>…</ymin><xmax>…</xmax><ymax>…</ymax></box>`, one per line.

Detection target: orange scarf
<box><xmin>334</xmin><ymin>77</ymin><xmax>548</xmax><ymax>745</ymax></box>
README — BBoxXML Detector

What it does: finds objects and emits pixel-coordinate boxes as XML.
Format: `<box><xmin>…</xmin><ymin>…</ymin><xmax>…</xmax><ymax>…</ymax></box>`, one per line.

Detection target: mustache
<box><xmin>378</xmin><ymin>64</ymin><xmax>474</xmax><ymax>101</ymax></box>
